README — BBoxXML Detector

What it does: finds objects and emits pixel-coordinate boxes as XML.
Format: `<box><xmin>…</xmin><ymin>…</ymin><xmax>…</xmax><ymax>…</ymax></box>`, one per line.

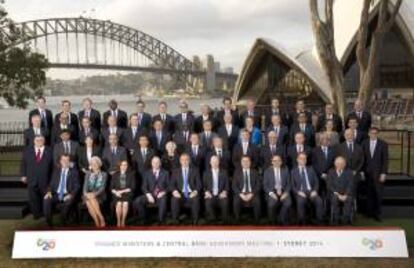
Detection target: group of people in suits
<box><xmin>20</xmin><ymin>95</ymin><xmax>388</xmax><ymax>227</ymax></box>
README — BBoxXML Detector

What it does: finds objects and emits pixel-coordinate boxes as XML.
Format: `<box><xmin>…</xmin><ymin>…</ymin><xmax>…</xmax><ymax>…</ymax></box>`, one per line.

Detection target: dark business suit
<box><xmin>137</xmin><ymin>112</ymin><xmax>152</xmax><ymax>131</ymax></box>
<box><xmin>153</xmin><ymin>113</ymin><xmax>175</xmax><ymax>134</ymax></box>
<box><xmin>193</xmin><ymin>113</ymin><xmax>217</xmax><ymax>133</ymax></box>
<box><xmin>43</xmin><ymin>167</ymin><xmax>80</xmax><ymax>226</ymax></box>
<box><xmin>174</xmin><ymin>112</ymin><xmax>195</xmax><ymax>131</ymax></box>
<box><xmin>78</xmin><ymin>127</ymin><xmax>100</xmax><ymax>146</ymax></box>
<box><xmin>316</xmin><ymin>113</ymin><xmax>343</xmax><ymax>133</ymax></box>
<box><xmin>199</xmin><ymin>131</ymin><xmax>218</xmax><ymax>149</ymax></box>
<box><xmin>76</xmin><ymin>146</ymin><xmax>102</xmax><ymax>174</ymax></box>
<box><xmin>217</xmin><ymin>124</ymin><xmax>239</xmax><ymax>152</ymax></box>
<box><xmin>78</xmin><ymin>109</ymin><xmax>101</xmax><ymax>131</ymax></box>
<box><xmin>20</xmin><ymin>146</ymin><xmax>53</xmax><ymax>218</ymax></box>
<box><xmin>264</xmin><ymin>108</ymin><xmax>291</xmax><ymax>129</ymax></box>
<box><xmin>185</xmin><ymin>144</ymin><xmax>206</xmax><ymax>176</ymax></box>
<box><xmin>134</xmin><ymin>169</ymin><xmax>169</xmax><ymax>222</ymax></box>
<box><xmin>204</xmin><ymin>148</ymin><xmax>232</xmax><ymax>172</ymax></box>
<box><xmin>215</xmin><ymin>108</ymin><xmax>240</xmax><ymax>128</ymax></box>
<box><xmin>240</xmin><ymin>109</ymin><xmax>261</xmax><ymax>129</ymax></box>
<box><xmin>335</xmin><ymin>142</ymin><xmax>364</xmax><ymax>192</ymax></box>
<box><xmin>339</xmin><ymin>129</ymin><xmax>368</xmax><ymax>144</ymax></box>
<box><xmin>362</xmin><ymin>138</ymin><xmax>388</xmax><ymax>218</ymax></box>
<box><xmin>149</xmin><ymin>130</ymin><xmax>171</xmax><ymax>156</ymax></box>
<box><xmin>312</xmin><ymin>146</ymin><xmax>335</xmax><ymax>196</ymax></box>
<box><xmin>122</xmin><ymin>126</ymin><xmax>147</xmax><ymax>154</ymax></box>
<box><xmin>54</xmin><ymin>112</ymin><xmax>79</xmax><ymax>137</ymax></box>
<box><xmin>287</xmin><ymin>144</ymin><xmax>312</xmax><ymax>168</ymax></box>
<box><xmin>265</xmin><ymin>125</ymin><xmax>289</xmax><ymax>146</ymax></box>
<box><xmin>291</xmin><ymin>110</ymin><xmax>312</xmax><ymax>125</ymax></box>
<box><xmin>24</xmin><ymin>127</ymin><xmax>50</xmax><ymax>146</ymax></box>
<box><xmin>290</xmin><ymin>123</ymin><xmax>315</xmax><ymax>147</ymax></box>
<box><xmin>232</xmin><ymin>142</ymin><xmax>260</xmax><ymax>169</ymax></box>
<box><xmin>328</xmin><ymin>169</ymin><xmax>353</xmax><ymax>224</ymax></box>
<box><xmin>102</xmin><ymin>146</ymin><xmax>128</xmax><ymax>174</ymax></box>
<box><xmin>103</xmin><ymin>109</ymin><xmax>128</xmax><ymax>129</ymax></box>
<box><xmin>203</xmin><ymin>169</ymin><xmax>229</xmax><ymax>222</ymax></box>
<box><xmin>29</xmin><ymin>108</ymin><xmax>53</xmax><ymax>132</ymax></box>
<box><xmin>232</xmin><ymin>168</ymin><xmax>261</xmax><ymax>221</ymax></box>
<box><xmin>51</xmin><ymin>124</ymin><xmax>77</xmax><ymax>144</ymax></box>
<box><xmin>291</xmin><ymin>166</ymin><xmax>323</xmax><ymax>224</ymax></box>
<box><xmin>132</xmin><ymin>147</ymin><xmax>155</xmax><ymax>186</ymax></box>
<box><xmin>263</xmin><ymin>166</ymin><xmax>292</xmax><ymax>224</ymax></box>
<box><xmin>260</xmin><ymin>144</ymin><xmax>286</xmax><ymax>170</ymax></box>
<box><xmin>173</xmin><ymin>130</ymin><xmax>191</xmax><ymax>154</ymax></box>
<box><xmin>346</xmin><ymin>110</ymin><xmax>372</xmax><ymax>133</ymax></box>
<box><xmin>170</xmin><ymin>167</ymin><xmax>202</xmax><ymax>222</ymax></box>
<box><xmin>100</xmin><ymin>127</ymin><xmax>125</xmax><ymax>147</ymax></box>
<box><xmin>53</xmin><ymin>140</ymin><xmax>79</xmax><ymax>167</ymax></box>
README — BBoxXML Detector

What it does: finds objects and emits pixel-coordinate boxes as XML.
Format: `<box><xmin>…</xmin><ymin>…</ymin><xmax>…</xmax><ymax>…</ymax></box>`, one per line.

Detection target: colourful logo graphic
<box><xmin>362</xmin><ymin>238</ymin><xmax>383</xmax><ymax>250</ymax></box>
<box><xmin>37</xmin><ymin>239</ymin><xmax>56</xmax><ymax>251</ymax></box>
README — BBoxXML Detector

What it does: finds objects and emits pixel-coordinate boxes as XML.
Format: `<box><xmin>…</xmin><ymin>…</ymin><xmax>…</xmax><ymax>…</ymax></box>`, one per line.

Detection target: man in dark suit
<box><xmin>51</xmin><ymin>112</ymin><xmax>77</xmax><ymax>145</ymax></box>
<box><xmin>343</xmin><ymin>116</ymin><xmax>368</xmax><ymax>144</ymax></box>
<box><xmin>78</xmin><ymin>116</ymin><xmax>100</xmax><ymax>146</ymax></box>
<box><xmin>123</xmin><ymin>114</ymin><xmax>147</xmax><ymax>155</ymax></box>
<box><xmin>265</xmin><ymin>114</ymin><xmax>289</xmax><ymax>146</ymax></box>
<box><xmin>101</xmin><ymin>115</ymin><xmax>125</xmax><ymax>147</ymax></box>
<box><xmin>199</xmin><ymin>120</ymin><xmax>218</xmax><ymax>149</ymax></box>
<box><xmin>264</xmin><ymin>97</ymin><xmax>291</xmax><ymax>128</ymax></box>
<box><xmin>263</xmin><ymin>155</ymin><xmax>292</xmax><ymax>225</ymax></box>
<box><xmin>53</xmin><ymin>129</ymin><xmax>79</xmax><ymax>167</ymax></box>
<box><xmin>170</xmin><ymin>153</ymin><xmax>202</xmax><ymax>224</ymax></box>
<box><xmin>53</xmin><ymin>100</ymin><xmax>79</xmax><ymax>135</ymax></box>
<box><xmin>102</xmin><ymin>99</ymin><xmax>128</xmax><ymax>129</ymax></box>
<box><xmin>291</xmin><ymin>152</ymin><xmax>323</xmax><ymax>224</ymax></box>
<box><xmin>336</xmin><ymin>128</ymin><xmax>365</xmax><ymax>200</ymax></box>
<box><xmin>20</xmin><ymin>135</ymin><xmax>53</xmax><ymax>219</ymax></box>
<box><xmin>290</xmin><ymin>112</ymin><xmax>315</xmax><ymax>147</ymax></box>
<box><xmin>345</xmin><ymin>99</ymin><xmax>372</xmax><ymax>133</ymax></box>
<box><xmin>149</xmin><ymin>119</ymin><xmax>171</xmax><ymax>156</ymax></box>
<box><xmin>43</xmin><ymin>154</ymin><xmax>80</xmax><ymax>226</ymax></box>
<box><xmin>134</xmin><ymin>156</ymin><xmax>169</xmax><ymax>223</ymax></box>
<box><xmin>194</xmin><ymin>104</ymin><xmax>216</xmax><ymax>133</ymax></box>
<box><xmin>204</xmin><ymin>137</ymin><xmax>232</xmax><ymax>172</ymax></box>
<box><xmin>312</xmin><ymin>132</ymin><xmax>335</xmax><ymax>197</ymax></box>
<box><xmin>362</xmin><ymin>127</ymin><xmax>388</xmax><ymax>221</ymax></box>
<box><xmin>232</xmin><ymin>156</ymin><xmax>261</xmax><ymax>222</ymax></box>
<box><xmin>185</xmin><ymin>133</ymin><xmax>206</xmax><ymax>176</ymax></box>
<box><xmin>102</xmin><ymin>134</ymin><xmax>128</xmax><ymax>175</ymax></box>
<box><xmin>328</xmin><ymin>156</ymin><xmax>354</xmax><ymax>225</ymax></box>
<box><xmin>214</xmin><ymin>97</ymin><xmax>240</xmax><ymax>128</ymax></box>
<box><xmin>217</xmin><ymin>113</ymin><xmax>239</xmax><ymax>153</ymax></box>
<box><xmin>240</xmin><ymin>98</ymin><xmax>261</xmax><ymax>129</ymax></box>
<box><xmin>24</xmin><ymin>114</ymin><xmax>49</xmax><ymax>146</ymax></box>
<box><xmin>287</xmin><ymin>132</ymin><xmax>312</xmax><ymax>168</ymax></box>
<box><xmin>203</xmin><ymin>155</ymin><xmax>230</xmax><ymax>223</ymax></box>
<box><xmin>78</xmin><ymin>97</ymin><xmax>101</xmax><ymax>131</ymax></box>
<box><xmin>132</xmin><ymin>135</ymin><xmax>155</xmax><ymax>184</ymax></box>
<box><xmin>232</xmin><ymin>129</ymin><xmax>260</xmax><ymax>169</ymax></box>
<box><xmin>316</xmin><ymin>103</ymin><xmax>343</xmax><ymax>132</ymax></box>
<box><xmin>291</xmin><ymin>100</ymin><xmax>312</xmax><ymax>126</ymax></box>
<box><xmin>174</xmin><ymin>101</ymin><xmax>195</xmax><ymax>131</ymax></box>
<box><xmin>153</xmin><ymin>101</ymin><xmax>175</xmax><ymax>134</ymax></box>
<box><xmin>136</xmin><ymin>100</ymin><xmax>152</xmax><ymax>131</ymax></box>
<box><xmin>261</xmin><ymin>130</ymin><xmax>286</xmax><ymax>170</ymax></box>
<box><xmin>28</xmin><ymin>96</ymin><xmax>53</xmax><ymax>132</ymax></box>
<box><xmin>173</xmin><ymin>125</ymin><xmax>191</xmax><ymax>154</ymax></box>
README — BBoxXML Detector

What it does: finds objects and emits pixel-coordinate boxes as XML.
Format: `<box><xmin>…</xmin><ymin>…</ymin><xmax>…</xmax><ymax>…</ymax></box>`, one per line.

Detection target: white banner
<box><xmin>12</xmin><ymin>227</ymin><xmax>409</xmax><ymax>258</ymax></box>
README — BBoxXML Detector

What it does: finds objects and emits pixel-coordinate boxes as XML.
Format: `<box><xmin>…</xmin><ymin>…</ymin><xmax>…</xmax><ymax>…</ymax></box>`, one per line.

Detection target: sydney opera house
<box><xmin>234</xmin><ymin>0</ymin><xmax>414</xmax><ymax>116</ymax></box>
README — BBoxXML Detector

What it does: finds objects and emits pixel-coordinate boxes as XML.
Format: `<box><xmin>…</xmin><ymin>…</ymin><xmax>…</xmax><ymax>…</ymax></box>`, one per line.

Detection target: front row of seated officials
<box><xmin>23</xmin><ymin>133</ymin><xmax>356</xmax><ymax>227</ymax></box>
<box><xmin>20</xmin><ymin>96</ymin><xmax>388</xmax><ymax>227</ymax></box>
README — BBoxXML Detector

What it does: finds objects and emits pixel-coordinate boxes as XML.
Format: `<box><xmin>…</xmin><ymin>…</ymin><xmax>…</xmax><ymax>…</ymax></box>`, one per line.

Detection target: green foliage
<box><xmin>0</xmin><ymin>1</ymin><xmax>49</xmax><ymax>108</ymax></box>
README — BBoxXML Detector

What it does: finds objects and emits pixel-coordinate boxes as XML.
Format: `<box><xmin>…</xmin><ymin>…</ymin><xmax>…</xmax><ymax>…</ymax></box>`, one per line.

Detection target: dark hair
<box><xmin>222</xmin><ymin>97</ymin><xmax>232</xmax><ymax>104</ymax></box>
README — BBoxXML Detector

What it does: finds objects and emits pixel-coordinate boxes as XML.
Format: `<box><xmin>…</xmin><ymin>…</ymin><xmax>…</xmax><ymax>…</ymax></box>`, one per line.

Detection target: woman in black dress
<box><xmin>111</xmin><ymin>160</ymin><xmax>135</xmax><ymax>227</ymax></box>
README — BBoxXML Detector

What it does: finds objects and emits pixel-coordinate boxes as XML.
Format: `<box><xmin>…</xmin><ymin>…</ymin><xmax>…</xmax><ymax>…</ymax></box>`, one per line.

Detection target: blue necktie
<box><xmin>183</xmin><ymin>169</ymin><xmax>189</xmax><ymax>198</ymax></box>
<box><xmin>58</xmin><ymin>170</ymin><xmax>67</xmax><ymax>201</ymax></box>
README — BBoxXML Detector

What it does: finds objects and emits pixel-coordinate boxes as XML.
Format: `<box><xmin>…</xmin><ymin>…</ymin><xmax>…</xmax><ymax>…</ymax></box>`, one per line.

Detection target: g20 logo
<box><xmin>37</xmin><ymin>239</ymin><xmax>56</xmax><ymax>251</ymax></box>
<box><xmin>362</xmin><ymin>238</ymin><xmax>383</xmax><ymax>250</ymax></box>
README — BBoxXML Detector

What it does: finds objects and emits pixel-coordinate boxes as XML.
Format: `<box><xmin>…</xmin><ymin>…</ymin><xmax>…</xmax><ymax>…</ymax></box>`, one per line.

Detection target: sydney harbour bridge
<box><xmin>2</xmin><ymin>17</ymin><xmax>238</xmax><ymax>92</ymax></box>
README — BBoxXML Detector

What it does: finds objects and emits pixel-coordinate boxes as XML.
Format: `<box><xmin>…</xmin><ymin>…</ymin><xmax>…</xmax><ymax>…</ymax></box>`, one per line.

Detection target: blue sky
<box><xmin>4</xmin><ymin>0</ymin><xmax>313</xmax><ymax>79</ymax></box>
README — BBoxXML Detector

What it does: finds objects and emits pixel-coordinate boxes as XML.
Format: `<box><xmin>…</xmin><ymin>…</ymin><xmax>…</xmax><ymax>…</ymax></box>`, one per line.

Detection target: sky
<box><xmin>3</xmin><ymin>0</ymin><xmax>313</xmax><ymax>79</ymax></box>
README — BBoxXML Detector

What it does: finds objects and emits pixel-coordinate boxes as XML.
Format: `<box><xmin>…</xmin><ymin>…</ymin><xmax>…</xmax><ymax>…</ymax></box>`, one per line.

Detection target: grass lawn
<box><xmin>0</xmin><ymin>215</ymin><xmax>413</xmax><ymax>268</ymax></box>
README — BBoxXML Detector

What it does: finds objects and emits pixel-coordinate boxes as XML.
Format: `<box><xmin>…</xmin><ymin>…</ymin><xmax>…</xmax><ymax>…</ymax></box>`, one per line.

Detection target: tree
<box><xmin>0</xmin><ymin>0</ymin><xmax>49</xmax><ymax>108</ymax></box>
<box><xmin>310</xmin><ymin>0</ymin><xmax>402</xmax><ymax>118</ymax></box>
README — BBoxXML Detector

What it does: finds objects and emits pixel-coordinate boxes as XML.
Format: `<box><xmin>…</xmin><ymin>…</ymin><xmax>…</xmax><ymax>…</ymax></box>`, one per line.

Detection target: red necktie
<box><xmin>35</xmin><ymin>149</ymin><xmax>41</xmax><ymax>163</ymax></box>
